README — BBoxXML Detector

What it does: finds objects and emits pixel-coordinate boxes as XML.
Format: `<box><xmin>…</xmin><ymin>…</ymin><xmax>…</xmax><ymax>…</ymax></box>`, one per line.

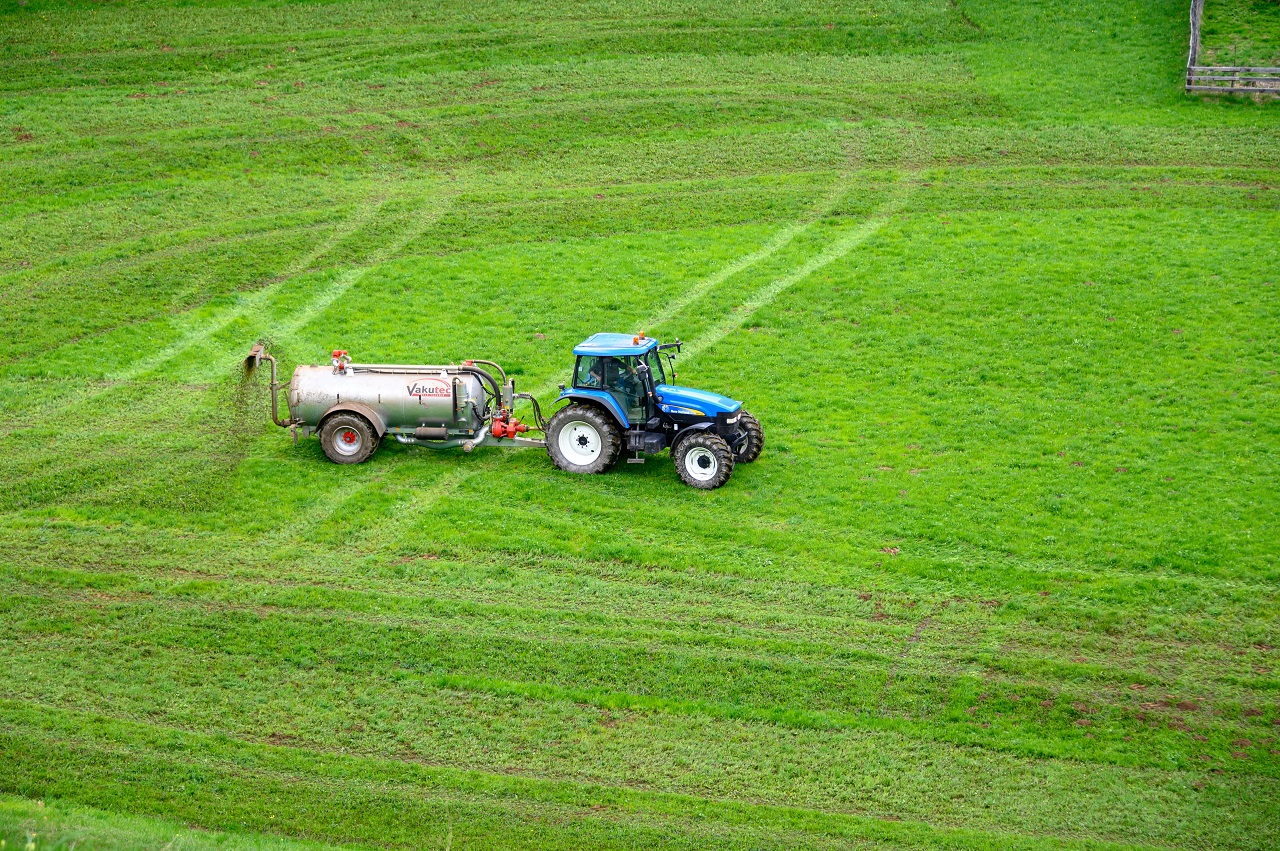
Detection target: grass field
<box><xmin>1201</xmin><ymin>0</ymin><xmax>1280</xmax><ymax>66</ymax></box>
<box><xmin>1</xmin><ymin>0</ymin><xmax>1278</xmax><ymax>848</ymax></box>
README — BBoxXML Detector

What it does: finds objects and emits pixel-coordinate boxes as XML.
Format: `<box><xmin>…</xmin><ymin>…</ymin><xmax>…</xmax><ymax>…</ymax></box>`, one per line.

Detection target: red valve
<box><xmin>332</xmin><ymin>350</ymin><xmax>348</xmax><ymax>359</ymax></box>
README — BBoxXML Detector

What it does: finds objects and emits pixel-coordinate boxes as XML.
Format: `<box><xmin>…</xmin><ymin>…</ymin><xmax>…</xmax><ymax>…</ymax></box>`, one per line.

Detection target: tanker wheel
<box><xmin>674</xmin><ymin>432</ymin><xmax>734</xmax><ymax>489</ymax></box>
<box><xmin>546</xmin><ymin>404</ymin><xmax>621</xmax><ymax>474</ymax></box>
<box><xmin>319</xmin><ymin>412</ymin><xmax>379</xmax><ymax>464</ymax></box>
<box><xmin>734</xmin><ymin>410</ymin><xmax>764</xmax><ymax>464</ymax></box>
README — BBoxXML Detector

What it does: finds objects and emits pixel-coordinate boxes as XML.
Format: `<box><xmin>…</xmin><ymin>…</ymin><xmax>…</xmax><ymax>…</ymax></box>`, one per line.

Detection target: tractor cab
<box><xmin>569</xmin><ymin>333</ymin><xmax>663</xmax><ymax>424</ymax></box>
<box><xmin>549</xmin><ymin>333</ymin><xmax>763</xmax><ymax>488</ymax></box>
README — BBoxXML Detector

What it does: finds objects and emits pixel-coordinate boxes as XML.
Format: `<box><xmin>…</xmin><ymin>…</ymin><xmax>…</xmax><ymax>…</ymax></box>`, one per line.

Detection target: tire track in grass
<box><xmin>108</xmin><ymin>192</ymin><xmax>392</xmax><ymax>383</ymax></box>
<box><xmin>9</xmin><ymin>572</ymin><xmax>1273</xmax><ymax>781</ymax></box>
<box><xmin>307</xmin><ymin>431</ymin><xmax>523</xmax><ymax>553</ymax></box>
<box><xmin>10</xmin><ymin>531</ymin><xmax>1271</xmax><ymax>745</ymax></box>
<box><xmin>14</xmin><ymin>524</ymin><xmax>1268</xmax><ymax>678</ymax></box>
<box><xmin>273</xmin><ymin>450</ymin><xmax>498</xmax><ymax>547</ymax></box>
<box><xmin>0</xmin><ymin>218</ymin><xmax>330</xmax><ymax>293</ymax></box>
<box><xmin>5</xmin><ymin>186</ymin><xmax>457</xmax><ymax>509</ymax></box>
<box><xmin>238</xmin><ymin>185</ymin><xmax>461</xmax><ymax>358</ymax></box>
<box><xmin>334</xmin><ymin>456</ymin><xmax>509</xmax><ymax>551</ymax></box>
<box><xmin>879</xmin><ymin>608</ymin><xmax>943</xmax><ymax>710</ymax></box>
<box><xmin>5</xmin><ymin>700</ymin><xmax>1185</xmax><ymax>851</ymax></box>
<box><xmin>678</xmin><ymin>175</ymin><xmax>918</xmax><ymax>365</ymax></box>
<box><xmin>128</xmin><ymin>182</ymin><xmax>459</xmax><ymax>387</ymax></box>
<box><xmin>638</xmin><ymin>173</ymin><xmax>854</xmax><ymax>335</ymax></box>
<box><xmin>0</xmin><ymin>193</ymin><xmax>395</xmax><ymax>492</ymax></box>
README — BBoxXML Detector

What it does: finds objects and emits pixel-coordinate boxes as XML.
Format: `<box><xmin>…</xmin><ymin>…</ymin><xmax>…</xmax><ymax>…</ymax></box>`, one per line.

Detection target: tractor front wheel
<box><xmin>734</xmin><ymin>410</ymin><xmax>764</xmax><ymax>463</ymax></box>
<box><xmin>546</xmin><ymin>404</ymin><xmax>622</xmax><ymax>474</ymax></box>
<box><xmin>674</xmin><ymin>432</ymin><xmax>734</xmax><ymax>489</ymax></box>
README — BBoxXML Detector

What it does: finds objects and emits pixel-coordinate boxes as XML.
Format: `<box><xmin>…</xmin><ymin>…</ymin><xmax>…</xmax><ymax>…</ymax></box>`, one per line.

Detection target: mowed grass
<box><xmin>1</xmin><ymin>0</ymin><xmax>1278</xmax><ymax>848</ymax></box>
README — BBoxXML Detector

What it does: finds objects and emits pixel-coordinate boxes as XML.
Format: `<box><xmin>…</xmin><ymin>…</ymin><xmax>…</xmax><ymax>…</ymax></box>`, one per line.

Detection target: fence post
<box><xmin>1187</xmin><ymin>0</ymin><xmax>1204</xmax><ymax>90</ymax></box>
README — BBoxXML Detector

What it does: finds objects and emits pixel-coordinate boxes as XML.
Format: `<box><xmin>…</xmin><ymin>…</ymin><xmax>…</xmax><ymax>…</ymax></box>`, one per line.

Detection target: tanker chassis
<box><xmin>245</xmin><ymin>333</ymin><xmax>762</xmax><ymax>489</ymax></box>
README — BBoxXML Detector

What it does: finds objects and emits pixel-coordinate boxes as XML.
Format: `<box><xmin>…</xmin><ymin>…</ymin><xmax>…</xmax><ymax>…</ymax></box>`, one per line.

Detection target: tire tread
<box><xmin>546</xmin><ymin>404</ymin><xmax>622</xmax><ymax>474</ymax></box>
<box><xmin>735</xmin><ymin>410</ymin><xmax>764</xmax><ymax>463</ymax></box>
<box><xmin>673</xmin><ymin>432</ymin><xmax>734</xmax><ymax>489</ymax></box>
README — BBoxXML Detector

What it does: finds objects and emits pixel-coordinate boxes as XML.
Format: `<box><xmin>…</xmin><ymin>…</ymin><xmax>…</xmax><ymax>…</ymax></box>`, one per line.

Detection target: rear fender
<box><xmin>320</xmin><ymin>401</ymin><xmax>388</xmax><ymax>436</ymax></box>
<box><xmin>556</xmin><ymin>389</ymin><xmax>629</xmax><ymax>428</ymax></box>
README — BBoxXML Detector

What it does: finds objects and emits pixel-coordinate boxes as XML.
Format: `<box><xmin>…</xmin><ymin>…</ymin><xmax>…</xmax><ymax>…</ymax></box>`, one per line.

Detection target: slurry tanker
<box><xmin>246</xmin><ymin>333</ymin><xmax>762</xmax><ymax>489</ymax></box>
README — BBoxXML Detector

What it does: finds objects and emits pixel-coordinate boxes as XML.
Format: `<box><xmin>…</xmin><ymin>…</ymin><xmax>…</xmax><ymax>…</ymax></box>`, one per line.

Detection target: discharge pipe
<box><xmin>244</xmin><ymin>342</ymin><xmax>292</xmax><ymax>428</ymax></box>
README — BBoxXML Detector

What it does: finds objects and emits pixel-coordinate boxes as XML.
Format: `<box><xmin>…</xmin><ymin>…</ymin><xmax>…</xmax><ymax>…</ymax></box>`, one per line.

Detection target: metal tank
<box><xmin>289</xmin><ymin>361</ymin><xmax>490</xmax><ymax>442</ymax></box>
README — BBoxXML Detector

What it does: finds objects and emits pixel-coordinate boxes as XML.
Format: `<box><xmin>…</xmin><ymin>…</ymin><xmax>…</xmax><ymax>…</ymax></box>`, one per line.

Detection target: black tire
<box><xmin>319</xmin><ymin>412</ymin><xmax>379</xmax><ymax>464</ymax></box>
<box><xmin>735</xmin><ymin>410</ymin><xmax>764</xmax><ymax>464</ymax></box>
<box><xmin>546</xmin><ymin>404</ymin><xmax>622</xmax><ymax>474</ymax></box>
<box><xmin>673</xmin><ymin>432</ymin><xmax>734</xmax><ymax>489</ymax></box>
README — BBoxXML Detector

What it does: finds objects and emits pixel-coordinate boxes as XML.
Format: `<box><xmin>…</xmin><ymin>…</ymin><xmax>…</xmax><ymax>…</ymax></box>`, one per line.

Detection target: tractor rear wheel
<box><xmin>735</xmin><ymin>410</ymin><xmax>764</xmax><ymax>463</ymax></box>
<box><xmin>546</xmin><ymin>404</ymin><xmax>622</xmax><ymax>474</ymax></box>
<box><xmin>319</xmin><ymin>412</ymin><xmax>379</xmax><ymax>464</ymax></box>
<box><xmin>674</xmin><ymin>432</ymin><xmax>734</xmax><ymax>489</ymax></box>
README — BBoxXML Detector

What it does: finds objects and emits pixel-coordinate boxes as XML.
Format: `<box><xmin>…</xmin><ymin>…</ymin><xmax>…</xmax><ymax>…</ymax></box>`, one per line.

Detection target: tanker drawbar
<box><xmin>245</xmin><ymin>334</ymin><xmax>763</xmax><ymax>489</ymax></box>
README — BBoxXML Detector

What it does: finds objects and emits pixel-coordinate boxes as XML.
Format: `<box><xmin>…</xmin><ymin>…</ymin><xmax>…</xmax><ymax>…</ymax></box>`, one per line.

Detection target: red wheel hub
<box><xmin>341</xmin><ymin>430</ymin><xmax>357</xmax><ymax>444</ymax></box>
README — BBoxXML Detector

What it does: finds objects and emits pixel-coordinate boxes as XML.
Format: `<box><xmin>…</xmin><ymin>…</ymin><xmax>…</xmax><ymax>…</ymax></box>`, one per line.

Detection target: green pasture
<box><xmin>1201</xmin><ymin>0</ymin><xmax>1280</xmax><ymax>66</ymax></box>
<box><xmin>1</xmin><ymin>0</ymin><xmax>1277</xmax><ymax>848</ymax></box>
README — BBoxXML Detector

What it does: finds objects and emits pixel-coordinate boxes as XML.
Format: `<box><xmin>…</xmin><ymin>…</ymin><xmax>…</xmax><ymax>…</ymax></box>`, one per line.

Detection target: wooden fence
<box><xmin>1185</xmin><ymin>0</ymin><xmax>1280</xmax><ymax>96</ymax></box>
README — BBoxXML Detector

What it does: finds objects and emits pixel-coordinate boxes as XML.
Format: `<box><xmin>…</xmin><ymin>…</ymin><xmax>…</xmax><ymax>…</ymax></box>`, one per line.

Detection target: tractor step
<box><xmin>626</xmin><ymin>428</ymin><xmax>666</xmax><ymax>457</ymax></box>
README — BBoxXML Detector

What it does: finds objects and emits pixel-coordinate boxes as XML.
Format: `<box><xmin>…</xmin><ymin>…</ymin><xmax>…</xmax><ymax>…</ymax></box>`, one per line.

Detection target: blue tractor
<box><xmin>547</xmin><ymin>333</ymin><xmax>763</xmax><ymax>489</ymax></box>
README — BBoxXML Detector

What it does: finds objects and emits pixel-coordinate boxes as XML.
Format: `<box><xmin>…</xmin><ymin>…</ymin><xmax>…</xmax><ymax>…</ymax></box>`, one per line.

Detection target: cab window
<box><xmin>574</xmin><ymin>355</ymin><xmax>647</xmax><ymax>420</ymax></box>
<box><xmin>644</xmin><ymin>350</ymin><xmax>666</xmax><ymax>385</ymax></box>
<box><xmin>574</xmin><ymin>356</ymin><xmax>603</xmax><ymax>388</ymax></box>
<box><xmin>576</xmin><ymin>356</ymin><xmax>642</xmax><ymax>392</ymax></box>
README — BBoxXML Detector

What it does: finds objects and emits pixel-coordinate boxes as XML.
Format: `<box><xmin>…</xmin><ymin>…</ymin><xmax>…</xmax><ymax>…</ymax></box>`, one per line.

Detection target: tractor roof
<box><xmin>573</xmin><ymin>333</ymin><xmax>659</xmax><ymax>357</ymax></box>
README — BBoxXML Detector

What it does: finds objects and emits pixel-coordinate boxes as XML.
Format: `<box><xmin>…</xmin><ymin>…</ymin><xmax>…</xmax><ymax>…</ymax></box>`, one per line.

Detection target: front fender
<box><xmin>673</xmin><ymin>422</ymin><xmax>715</xmax><ymax>443</ymax></box>
<box><xmin>672</xmin><ymin>421</ymin><xmax>747</xmax><ymax>454</ymax></box>
<box><xmin>556</xmin><ymin>389</ymin><xmax>629</xmax><ymax>428</ymax></box>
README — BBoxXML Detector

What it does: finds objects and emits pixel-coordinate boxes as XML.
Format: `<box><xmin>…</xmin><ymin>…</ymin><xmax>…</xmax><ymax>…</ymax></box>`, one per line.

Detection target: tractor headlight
<box><xmin>727</xmin><ymin>414</ymin><xmax>740</xmax><ymax>425</ymax></box>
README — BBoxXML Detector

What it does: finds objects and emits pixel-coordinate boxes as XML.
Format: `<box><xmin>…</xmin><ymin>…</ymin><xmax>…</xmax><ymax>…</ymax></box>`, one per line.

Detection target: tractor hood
<box><xmin>655</xmin><ymin>384</ymin><xmax>741</xmax><ymax>417</ymax></box>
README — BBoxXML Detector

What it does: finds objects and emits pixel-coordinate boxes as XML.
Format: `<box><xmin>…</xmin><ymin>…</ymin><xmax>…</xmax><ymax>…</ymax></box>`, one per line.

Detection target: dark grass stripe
<box><xmin>2</xmin><ymin>580</ymin><xmax>1275</xmax><ymax>777</ymax></box>
<box><xmin>0</xmin><ymin>701</ymin><xmax>1180</xmax><ymax>851</ymax></box>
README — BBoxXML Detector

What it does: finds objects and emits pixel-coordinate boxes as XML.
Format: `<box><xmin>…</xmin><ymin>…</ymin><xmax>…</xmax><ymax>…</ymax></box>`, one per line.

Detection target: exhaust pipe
<box><xmin>244</xmin><ymin>342</ymin><xmax>292</xmax><ymax>429</ymax></box>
